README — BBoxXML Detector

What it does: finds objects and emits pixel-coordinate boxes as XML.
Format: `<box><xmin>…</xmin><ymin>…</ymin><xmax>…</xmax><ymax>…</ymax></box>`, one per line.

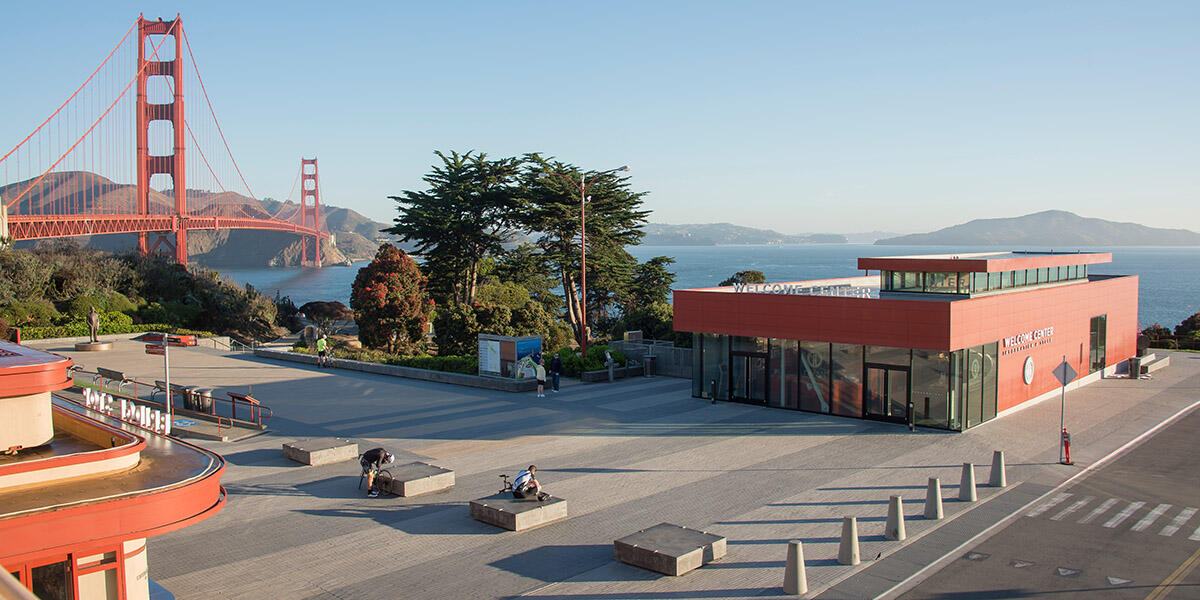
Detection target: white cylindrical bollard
<box><xmin>885</xmin><ymin>495</ymin><xmax>907</xmax><ymax>541</ymax></box>
<box><xmin>924</xmin><ymin>477</ymin><xmax>944</xmax><ymax>520</ymax></box>
<box><xmin>784</xmin><ymin>539</ymin><xmax>808</xmax><ymax>595</ymax></box>
<box><xmin>838</xmin><ymin>516</ymin><xmax>861</xmax><ymax>565</ymax></box>
<box><xmin>989</xmin><ymin>450</ymin><xmax>1007</xmax><ymax>488</ymax></box>
<box><xmin>960</xmin><ymin>462</ymin><xmax>977</xmax><ymax>502</ymax></box>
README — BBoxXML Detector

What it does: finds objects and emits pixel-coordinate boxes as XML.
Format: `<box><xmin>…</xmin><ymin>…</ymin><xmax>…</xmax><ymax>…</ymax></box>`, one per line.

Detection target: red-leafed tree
<box><xmin>350</xmin><ymin>244</ymin><xmax>432</xmax><ymax>354</ymax></box>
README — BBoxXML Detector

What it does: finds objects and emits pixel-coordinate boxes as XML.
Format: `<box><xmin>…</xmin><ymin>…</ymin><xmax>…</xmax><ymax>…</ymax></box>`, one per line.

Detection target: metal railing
<box><xmin>71</xmin><ymin>367</ymin><xmax>272</xmax><ymax>427</ymax></box>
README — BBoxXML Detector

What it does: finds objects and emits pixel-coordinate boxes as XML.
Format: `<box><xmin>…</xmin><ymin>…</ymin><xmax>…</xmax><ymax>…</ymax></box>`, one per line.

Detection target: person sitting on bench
<box><xmin>360</xmin><ymin>447</ymin><xmax>395</xmax><ymax>497</ymax></box>
<box><xmin>511</xmin><ymin>465</ymin><xmax>547</xmax><ymax>500</ymax></box>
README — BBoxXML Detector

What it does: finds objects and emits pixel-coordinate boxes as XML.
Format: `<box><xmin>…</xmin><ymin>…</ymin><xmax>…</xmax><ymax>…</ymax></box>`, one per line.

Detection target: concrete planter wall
<box><xmin>255</xmin><ymin>348</ymin><xmax>538</xmax><ymax>392</ymax></box>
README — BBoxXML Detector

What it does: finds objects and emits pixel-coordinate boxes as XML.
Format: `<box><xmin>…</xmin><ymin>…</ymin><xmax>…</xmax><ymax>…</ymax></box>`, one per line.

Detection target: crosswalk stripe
<box><xmin>1190</xmin><ymin>523</ymin><xmax>1200</xmax><ymax>542</ymax></box>
<box><xmin>1132</xmin><ymin>504</ymin><xmax>1173</xmax><ymax>532</ymax></box>
<box><xmin>1104</xmin><ymin>501</ymin><xmax>1146</xmax><ymax>528</ymax></box>
<box><xmin>1079</xmin><ymin>498</ymin><xmax>1119</xmax><ymax>524</ymax></box>
<box><xmin>1160</xmin><ymin>508</ymin><xmax>1198</xmax><ymax>537</ymax></box>
<box><xmin>1051</xmin><ymin>496</ymin><xmax>1094</xmax><ymax>521</ymax></box>
<box><xmin>1028</xmin><ymin>493</ymin><xmax>1071</xmax><ymax>517</ymax></box>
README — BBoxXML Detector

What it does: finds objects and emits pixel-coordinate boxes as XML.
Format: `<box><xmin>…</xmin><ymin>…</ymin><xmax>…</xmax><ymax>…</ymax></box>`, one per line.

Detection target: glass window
<box><xmin>1013</xmin><ymin>269</ymin><xmax>1026</xmax><ymax>287</ymax></box>
<box><xmin>830</xmin><ymin>343</ymin><xmax>862</xmax><ymax>417</ymax></box>
<box><xmin>893</xmin><ymin>272</ymin><xmax>922</xmax><ymax>292</ymax></box>
<box><xmin>692</xmin><ymin>333</ymin><xmax>702</xmax><ymax>397</ymax></box>
<box><xmin>1040</xmin><ymin>267</ymin><xmax>1050</xmax><ymax>283</ymax></box>
<box><xmin>701</xmin><ymin>333</ymin><xmax>729</xmax><ymax>400</ymax></box>
<box><xmin>1082</xmin><ymin>265</ymin><xmax>1088</xmax><ymax>279</ymax></box>
<box><xmin>1000</xmin><ymin>271</ymin><xmax>1013</xmax><ymax>288</ymax></box>
<box><xmin>949</xmin><ymin>350</ymin><xmax>964</xmax><ymax>431</ymax></box>
<box><xmin>31</xmin><ymin>559</ymin><xmax>74</xmax><ymax>600</ymax></box>
<box><xmin>881</xmin><ymin>271</ymin><xmax>892</xmax><ymax>290</ymax></box>
<box><xmin>1090</xmin><ymin>315</ymin><xmax>1107</xmax><ymax>373</ymax></box>
<box><xmin>988</xmin><ymin>272</ymin><xmax>1001</xmax><ymax>289</ymax></box>
<box><xmin>925</xmin><ymin>272</ymin><xmax>957</xmax><ymax>293</ymax></box>
<box><xmin>798</xmin><ymin>341</ymin><xmax>831</xmax><ymax>413</ymax></box>
<box><xmin>769</xmin><ymin>340</ymin><xmax>788</xmax><ymax>408</ymax></box>
<box><xmin>780</xmin><ymin>340</ymin><xmax>798</xmax><ymax>409</ymax></box>
<box><xmin>866</xmin><ymin>345</ymin><xmax>910</xmax><ymax>367</ymax></box>
<box><xmin>972</xmin><ymin>272</ymin><xmax>989</xmax><ymax>292</ymax></box>
<box><xmin>966</xmin><ymin>345</ymin><xmax>983</xmax><ymax>428</ymax></box>
<box><xmin>731</xmin><ymin>336</ymin><xmax>767</xmax><ymax>353</ymax></box>
<box><xmin>956</xmin><ymin>272</ymin><xmax>969</xmax><ymax>294</ymax></box>
<box><xmin>982</xmin><ymin>342</ymin><xmax>998</xmax><ymax>422</ymax></box>
<box><xmin>912</xmin><ymin>349</ymin><xmax>952</xmax><ymax>429</ymax></box>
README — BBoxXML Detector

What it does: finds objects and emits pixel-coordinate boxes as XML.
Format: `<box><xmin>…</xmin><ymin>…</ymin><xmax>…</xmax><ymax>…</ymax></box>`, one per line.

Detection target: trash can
<box><xmin>645</xmin><ymin>355</ymin><xmax>657</xmax><ymax>377</ymax></box>
<box><xmin>194</xmin><ymin>388</ymin><xmax>214</xmax><ymax>413</ymax></box>
<box><xmin>1127</xmin><ymin>356</ymin><xmax>1142</xmax><ymax>378</ymax></box>
<box><xmin>181</xmin><ymin>386</ymin><xmax>198</xmax><ymax>411</ymax></box>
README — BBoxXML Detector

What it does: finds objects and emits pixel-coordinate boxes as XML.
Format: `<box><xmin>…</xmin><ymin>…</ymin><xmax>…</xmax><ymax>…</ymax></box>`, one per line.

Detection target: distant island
<box><xmin>876</xmin><ymin>210</ymin><xmax>1200</xmax><ymax>246</ymax></box>
<box><xmin>642</xmin><ymin>223</ymin><xmax>847</xmax><ymax>245</ymax></box>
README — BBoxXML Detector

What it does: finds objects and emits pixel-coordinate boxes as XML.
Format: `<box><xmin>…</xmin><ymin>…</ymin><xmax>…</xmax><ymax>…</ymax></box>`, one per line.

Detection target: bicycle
<box><xmin>498</xmin><ymin>473</ymin><xmax>548</xmax><ymax>501</ymax></box>
<box><xmin>359</xmin><ymin>467</ymin><xmax>394</xmax><ymax>496</ymax></box>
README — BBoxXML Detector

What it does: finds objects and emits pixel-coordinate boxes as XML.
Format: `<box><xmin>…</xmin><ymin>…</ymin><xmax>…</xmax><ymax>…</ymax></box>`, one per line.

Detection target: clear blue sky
<box><xmin>3</xmin><ymin>1</ymin><xmax>1197</xmax><ymax>235</ymax></box>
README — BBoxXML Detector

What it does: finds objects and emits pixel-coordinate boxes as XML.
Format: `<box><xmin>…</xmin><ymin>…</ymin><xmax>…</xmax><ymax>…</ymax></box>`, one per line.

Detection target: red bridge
<box><xmin>0</xmin><ymin>15</ymin><xmax>328</xmax><ymax>266</ymax></box>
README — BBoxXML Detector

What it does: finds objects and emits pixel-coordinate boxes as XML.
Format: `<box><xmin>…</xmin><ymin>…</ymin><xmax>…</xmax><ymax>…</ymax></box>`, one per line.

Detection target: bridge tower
<box><xmin>300</xmin><ymin>158</ymin><xmax>322</xmax><ymax>267</ymax></box>
<box><xmin>136</xmin><ymin>15</ymin><xmax>188</xmax><ymax>264</ymax></box>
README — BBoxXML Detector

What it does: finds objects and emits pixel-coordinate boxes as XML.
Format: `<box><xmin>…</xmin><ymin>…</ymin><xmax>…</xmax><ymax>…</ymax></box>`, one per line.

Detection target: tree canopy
<box><xmin>350</xmin><ymin>244</ymin><xmax>432</xmax><ymax>354</ymax></box>
<box><xmin>385</xmin><ymin>151</ymin><xmax>523</xmax><ymax>306</ymax></box>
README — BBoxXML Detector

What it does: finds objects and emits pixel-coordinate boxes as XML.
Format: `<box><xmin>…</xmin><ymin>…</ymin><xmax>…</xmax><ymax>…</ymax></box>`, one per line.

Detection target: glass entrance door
<box><xmin>731</xmin><ymin>352</ymin><xmax>768</xmax><ymax>404</ymax></box>
<box><xmin>864</xmin><ymin>365</ymin><xmax>909</xmax><ymax>422</ymax></box>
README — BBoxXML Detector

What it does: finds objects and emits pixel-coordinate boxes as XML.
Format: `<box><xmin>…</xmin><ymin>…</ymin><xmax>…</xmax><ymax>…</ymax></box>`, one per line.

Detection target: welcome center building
<box><xmin>673</xmin><ymin>251</ymin><xmax>1137</xmax><ymax>431</ymax></box>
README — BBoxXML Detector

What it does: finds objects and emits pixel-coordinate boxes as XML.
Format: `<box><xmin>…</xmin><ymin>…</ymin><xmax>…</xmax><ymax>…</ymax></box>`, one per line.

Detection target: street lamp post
<box><xmin>554</xmin><ymin>165</ymin><xmax>628</xmax><ymax>356</ymax></box>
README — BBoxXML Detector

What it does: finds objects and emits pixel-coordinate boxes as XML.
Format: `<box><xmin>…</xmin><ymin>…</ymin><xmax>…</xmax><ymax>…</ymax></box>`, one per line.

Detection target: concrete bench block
<box><xmin>385</xmin><ymin>462</ymin><xmax>455</xmax><ymax>497</ymax></box>
<box><xmin>614</xmin><ymin>522</ymin><xmax>726</xmax><ymax>576</ymax></box>
<box><xmin>282</xmin><ymin>438</ymin><xmax>358</xmax><ymax>466</ymax></box>
<box><xmin>469</xmin><ymin>493</ymin><xmax>567</xmax><ymax>531</ymax></box>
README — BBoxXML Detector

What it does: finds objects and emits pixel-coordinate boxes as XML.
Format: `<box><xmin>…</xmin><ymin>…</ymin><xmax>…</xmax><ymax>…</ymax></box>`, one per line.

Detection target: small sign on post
<box><xmin>145</xmin><ymin>344</ymin><xmax>165</xmax><ymax>356</ymax></box>
<box><xmin>1052</xmin><ymin>360</ymin><xmax>1078</xmax><ymax>387</ymax></box>
<box><xmin>1052</xmin><ymin>356</ymin><xmax>1078</xmax><ymax>465</ymax></box>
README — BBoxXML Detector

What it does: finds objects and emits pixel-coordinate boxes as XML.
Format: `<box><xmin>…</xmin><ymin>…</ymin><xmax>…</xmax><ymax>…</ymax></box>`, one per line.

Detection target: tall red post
<box><xmin>300</xmin><ymin>158</ymin><xmax>321</xmax><ymax>267</ymax></box>
<box><xmin>136</xmin><ymin>15</ymin><xmax>188</xmax><ymax>264</ymax></box>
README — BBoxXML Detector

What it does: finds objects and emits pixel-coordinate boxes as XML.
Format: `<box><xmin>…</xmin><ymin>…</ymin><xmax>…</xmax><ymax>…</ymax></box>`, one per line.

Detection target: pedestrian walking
<box><xmin>535</xmin><ymin>358</ymin><xmax>546</xmax><ymax>398</ymax></box>
<box><xmin>316</xmin><ymin>333</ymin><xmax>328</xmax><ymax>367</ymax></box>
<box><xmin>549</xmin><ymin>354</ymin><xmax>562</xmax><ymax>392</ymax></box>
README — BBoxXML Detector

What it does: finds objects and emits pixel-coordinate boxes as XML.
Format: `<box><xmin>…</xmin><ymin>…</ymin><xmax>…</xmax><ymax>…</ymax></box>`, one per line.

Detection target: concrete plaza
<box><xmin>31</xmin><ymin>337</ymin><xmax>1200</xmax><ymax>599</ymax></box>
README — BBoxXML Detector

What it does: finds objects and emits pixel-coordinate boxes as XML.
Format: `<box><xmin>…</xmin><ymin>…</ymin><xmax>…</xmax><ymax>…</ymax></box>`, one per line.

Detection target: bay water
<box><xmin>217</xmin><ymin>244</ymin><xmax>1199</xmax><ymax>330</ymax></box>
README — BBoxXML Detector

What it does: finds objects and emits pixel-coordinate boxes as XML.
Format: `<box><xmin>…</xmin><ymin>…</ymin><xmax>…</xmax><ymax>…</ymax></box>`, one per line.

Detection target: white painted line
<box><xmin>1027</xmin><ymin>493</ymin><xmax>1071</xmax><ymax>517</ymax></box>
<box><xmin>1051</xmin><ymin>496</ymin><xmax>1093</xmax><ymax>521</ymax></box>
<box><xmin>873</xmin><ymin>398</ymin><xmax>1200</xmax><ymax>600</ymax></box>
<box><xmin>1160</xmin><ymin>507</ymin><xmax>1198</xmax><ymax>536</ymax></box>
<box><xmin>1131</xmin><ymin>504</ymin><xmax>1172</xmax><ymax>532</ymax></box>
<box><xmin>1190</xmin><ymin>523</ymin><xmax>1200</xmax><ymax>542</ymax></box>
<box><xmin>1079</xmin><ymin>498</ymin><xmax>1119</xmax><ymax>524</ymax></box>
<box><xmin>1104</xmin><ymin>502</ymin><xmax>1146</xmax><ymax>528</ymax></box>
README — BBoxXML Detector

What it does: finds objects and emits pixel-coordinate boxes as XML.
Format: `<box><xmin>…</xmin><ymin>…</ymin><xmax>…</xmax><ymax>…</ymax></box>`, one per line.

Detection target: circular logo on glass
<box><xmin>1023</xmin><ymin>356</ymin><xmax>1035</xmax><ymax>385</ymax></box>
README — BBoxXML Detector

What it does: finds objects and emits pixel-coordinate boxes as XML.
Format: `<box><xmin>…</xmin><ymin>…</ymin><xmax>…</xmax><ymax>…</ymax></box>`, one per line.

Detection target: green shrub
<box><xmin>20</xmin><ymin>321</ymin><xmax>215</xmax><ymax>340</ymax></box>
<box><xmin>557</xmin><ymin>347</ymin><xmax>583</xmax><ymax>377</ymax></box>
<box><xmin>0</xmin><ymin>299</ymin><xmax>61</xmax><ymax>327</ymax></box>
<box><xmin>64</xmin><ymin>292</ymin><xmax>138</xmax><ymax>317</ymax></box>
<box><xmin>289</xmin><ymin>344</ymin><xmax>477</xmax><ymax>375</ymax></box>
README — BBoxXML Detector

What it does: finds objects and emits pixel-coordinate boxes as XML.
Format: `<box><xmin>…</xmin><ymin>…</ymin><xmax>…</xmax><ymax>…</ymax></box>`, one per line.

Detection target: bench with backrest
<box><xmin>94</xmin><ymin>367</ymin><xmax>132</xmax><ymax>395</ymax></box>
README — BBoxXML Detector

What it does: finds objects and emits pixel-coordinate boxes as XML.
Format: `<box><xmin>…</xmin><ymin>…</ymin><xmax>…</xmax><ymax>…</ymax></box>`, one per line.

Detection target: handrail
<box><xmin>70</xmin><ymin>368</ymin><xmax>271</xmax><ymax>427</ymax></box>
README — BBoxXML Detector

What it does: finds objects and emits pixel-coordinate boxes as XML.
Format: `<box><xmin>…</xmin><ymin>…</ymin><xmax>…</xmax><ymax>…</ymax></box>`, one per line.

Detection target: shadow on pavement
<box><xmin>489</xmin><ymin>544</ymin><xmax>623</xmax><ymax>582</ymax></box>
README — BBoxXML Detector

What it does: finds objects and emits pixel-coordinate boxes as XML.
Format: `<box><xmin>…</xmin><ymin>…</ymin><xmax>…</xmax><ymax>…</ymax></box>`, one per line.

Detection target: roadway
<box><xmin>900</xmin><ymin>404</ymin><xmax>1200</xmax><ymax>599</ymax></box>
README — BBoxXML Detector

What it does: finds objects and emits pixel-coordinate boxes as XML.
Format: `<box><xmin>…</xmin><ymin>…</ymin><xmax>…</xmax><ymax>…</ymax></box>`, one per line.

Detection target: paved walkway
<box><xmin>30</xmin><ymin>338</ymin><xmax>1200</xmax><ymax>599</ymax></box>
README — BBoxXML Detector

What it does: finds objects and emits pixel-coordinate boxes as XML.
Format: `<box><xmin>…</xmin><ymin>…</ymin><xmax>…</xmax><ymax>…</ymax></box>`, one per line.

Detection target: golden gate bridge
<box><xmin>0</xmin><ymin>15</ymin><xmax>328</xmax><ymax>266</ymax></box>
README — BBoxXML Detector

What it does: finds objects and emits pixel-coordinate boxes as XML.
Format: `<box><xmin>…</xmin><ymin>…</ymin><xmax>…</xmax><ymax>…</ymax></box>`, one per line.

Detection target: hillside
<box><xmin>876</xmin><ymin>210</ymin><xmax>1200</xmax><ymax>246</ymax></box>
<box><xmin>4</xmin><ymin>172</ymin><xmax>398</xmax><ymax>267</ymax></box>
<box><xmin>642</xmin><ymin>222</ymin><xmax>846</xmax><ymax>245</ymax></box>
